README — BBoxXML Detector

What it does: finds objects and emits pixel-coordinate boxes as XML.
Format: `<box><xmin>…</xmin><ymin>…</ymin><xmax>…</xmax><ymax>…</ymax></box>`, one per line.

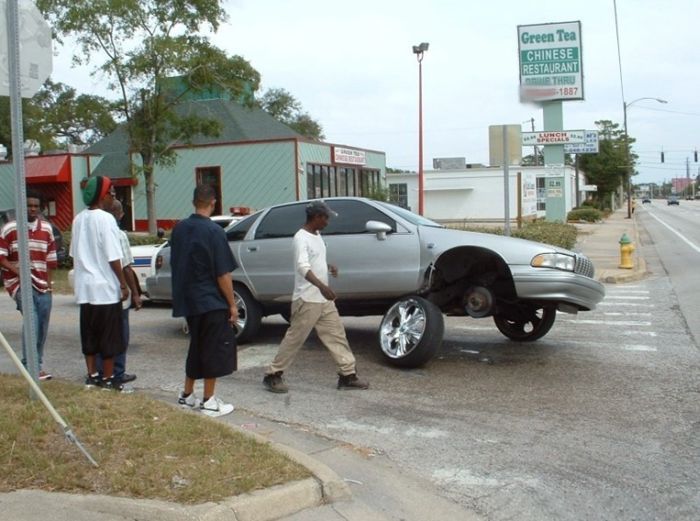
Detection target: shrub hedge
<box><xmin>567</xmin><ymin>207</ymin><xmax>603</xmax><ymax>223</ymax></box>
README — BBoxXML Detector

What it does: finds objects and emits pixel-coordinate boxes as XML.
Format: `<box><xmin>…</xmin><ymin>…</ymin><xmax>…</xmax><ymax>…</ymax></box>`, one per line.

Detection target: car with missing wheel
<box><xmin>146</xmin><ymin>197</ymin><xmax>605</xmax><ymax>368</ymax></box>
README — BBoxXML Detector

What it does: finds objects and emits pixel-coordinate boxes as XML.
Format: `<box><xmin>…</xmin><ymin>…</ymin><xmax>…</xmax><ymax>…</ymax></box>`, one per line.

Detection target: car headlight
<box><xmin>531</xmin><ymin>253</ymin><xmax>575</xmax><ymax>272</ymax></box>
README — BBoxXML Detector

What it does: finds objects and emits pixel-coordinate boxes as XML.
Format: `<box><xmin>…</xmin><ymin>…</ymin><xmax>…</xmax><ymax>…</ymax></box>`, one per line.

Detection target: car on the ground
<box><xmin>667</xmin><ymin>196</ymin><xmax>680</xmax><ymax>205</ymax></box>
<box><xmin>146</xmin><ymin>197</ymin><xmax>605</xmax><ymax>368</ymax></box>
<box><xmin>642</xmin><ymin>197</ymin><xmax>651</xmax><ymax>204</ymax></box>
<box><xmin>0</xmin><ymin>208</ymin><xmax>67</xmax><ymax>265</ymax></box>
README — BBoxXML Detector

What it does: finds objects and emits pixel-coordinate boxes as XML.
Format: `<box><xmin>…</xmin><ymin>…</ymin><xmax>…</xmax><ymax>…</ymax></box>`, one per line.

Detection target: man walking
<box><xmin>71</xmin><ymin>175</ymin><xmax>130</xmax><ymax>391</ymax></box>
<box><xmin>171</xmin><ymin>184</ymin><xmax>238</xmax><ymax>417</ymax></box>
<box><xmin>263</xmin><ymin>200</ymin><xmax>368</xmax><ymax>393</ymax></box>
<box><xmin>0</xmin><ymin>189</ymin><xmax>57</xmax><ymax>380</ymax></box>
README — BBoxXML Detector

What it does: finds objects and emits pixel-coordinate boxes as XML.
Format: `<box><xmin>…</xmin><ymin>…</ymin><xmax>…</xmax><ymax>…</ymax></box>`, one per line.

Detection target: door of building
<box><xmin>196</xmin><ymin>167</ymin><xmax>223</xmax><ymax>215</ymax></box>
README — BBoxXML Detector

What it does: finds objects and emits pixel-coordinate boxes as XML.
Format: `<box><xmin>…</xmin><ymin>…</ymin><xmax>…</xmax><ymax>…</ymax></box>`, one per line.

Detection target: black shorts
<box><xmin>185</xmin><ymin>309</ymin><xmax>237</xmax><ymax>379</ymax></box>
<box><xmin>80</xmin><ymin>303</ymin><xmax>124</xmax><ymax>359</ymax></box>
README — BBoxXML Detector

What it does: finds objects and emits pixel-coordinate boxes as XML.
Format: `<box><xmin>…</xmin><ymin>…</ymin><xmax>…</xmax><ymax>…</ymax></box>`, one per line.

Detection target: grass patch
<box><xmin>0</xmin><ymin>374</ymin><xmax>309</xmax><ymax>504</ymax></box>
<box><xmin>447</xmin><ymin>221</ymin><xmax>579</xmax><ymax>250</ymax></box>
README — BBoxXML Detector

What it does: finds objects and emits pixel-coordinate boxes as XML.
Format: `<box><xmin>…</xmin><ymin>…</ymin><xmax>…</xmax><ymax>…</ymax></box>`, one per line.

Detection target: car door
<box><xmin>235</xmin><ymin>204</ymin><xmax>305</xmax><ymax>301</ymax></box>
<box><xmin>321</xmin><ymin>200</ymin><xmax>421</xmax><ymax>298</ymax></box>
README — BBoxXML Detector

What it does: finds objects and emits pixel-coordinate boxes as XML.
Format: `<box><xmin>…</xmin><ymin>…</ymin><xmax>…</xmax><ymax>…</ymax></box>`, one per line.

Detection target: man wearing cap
<box><xmin>263</xmin><ymin>200</ymin><xmax>369</xmax><ymax>393</ymax></box>
<box><xmin>70</xmin><ymin>175</ymin><xmax>130</xmax><ymax>392</ymax></box>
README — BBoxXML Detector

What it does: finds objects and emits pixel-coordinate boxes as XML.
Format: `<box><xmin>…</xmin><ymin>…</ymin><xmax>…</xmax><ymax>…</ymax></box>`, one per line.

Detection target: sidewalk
<box><xmin>0</xmin><ymin>208</ymin><xmax>644</xmax><ymax>521</ymax></box>
<box><xmin>573</xmin><ymin>207</ymin><xmax>647</xmax><ymax>283</ymax></box>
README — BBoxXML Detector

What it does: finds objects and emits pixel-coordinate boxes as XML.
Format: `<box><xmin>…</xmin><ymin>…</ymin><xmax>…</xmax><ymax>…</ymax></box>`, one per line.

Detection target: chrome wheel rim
<box><xmin>380</xmin><ymin>299</ymin><xmax>427</xmax><ymax>359</ymax></box>
<box><xmin>234</xmin><ymin>291</ymin><xmax>247</xmax><ymax>333</ymax></box>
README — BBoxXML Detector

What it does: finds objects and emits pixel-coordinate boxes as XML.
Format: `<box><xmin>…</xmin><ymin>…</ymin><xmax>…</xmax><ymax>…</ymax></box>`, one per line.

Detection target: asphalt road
<box><xmin>1</xmin><ymin>224</ymin><xmax>698</xmax><ymax>520</ymax></box>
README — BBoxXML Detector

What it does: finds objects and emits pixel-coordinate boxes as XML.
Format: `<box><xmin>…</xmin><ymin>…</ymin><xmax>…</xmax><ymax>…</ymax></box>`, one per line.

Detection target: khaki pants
<box><xmin>268</xmin><ymin>299</ymin><xmax>356</xmax><ymax>376</ymax></box>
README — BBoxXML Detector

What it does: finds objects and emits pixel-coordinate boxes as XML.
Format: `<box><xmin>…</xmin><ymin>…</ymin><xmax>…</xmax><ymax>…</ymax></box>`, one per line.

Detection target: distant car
<box><xmin>211</xmin><ymin>215</ymin><xmax>244</xmax><ymax>228</ymax></box>
<box><xmin>667</xmin><ymin>196</ymin><xmax>680</xmax><ymax>206</ymax></box>
<box><xmin>0</xmin><ymin>208</ymin><xmax>67</xmax><ymax>265</ymax></box>
<box><xmin>642</xmin><ymin>198</ymin><xmax>651</xmax><ymax>204</ymax></box>
<box><xmin>146</xmin><ymin>197</ymin><xmax>605</xmax><ymax>368</ymax></box>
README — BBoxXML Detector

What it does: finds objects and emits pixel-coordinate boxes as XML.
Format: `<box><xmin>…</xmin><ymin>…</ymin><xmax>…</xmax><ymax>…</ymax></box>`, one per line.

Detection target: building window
<box><xmin>536</xmin><ymin>177</ymin><xmax>546</xmax><ymax>211</ymax></box>
<box><xmin>196</xmin><ymin>166</ymin><xmax>222</xmax><ymax>215</ymax></box>
<box><xmin>389</xmin><ymin>183</ymin><xmax>408</xmax><ymax>209</ymax></box>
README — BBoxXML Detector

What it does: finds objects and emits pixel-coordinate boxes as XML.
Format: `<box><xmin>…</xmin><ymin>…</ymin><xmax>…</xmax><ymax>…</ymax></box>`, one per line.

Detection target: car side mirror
<box><xmin>365</xmin><ymin>220</ymin><xmax>392</xmax><ymax>241</ymax></box>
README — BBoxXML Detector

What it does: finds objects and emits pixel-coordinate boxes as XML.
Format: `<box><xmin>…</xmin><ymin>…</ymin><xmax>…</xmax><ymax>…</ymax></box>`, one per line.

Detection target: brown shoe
<box><xmin>263</xmin><ymin>372</ymin><xmax>289</xmax><ymax>393</ymax></box>
<box><xmin>337</xmin><ymin>373</ymin><xmax>369</xmax><ymax>390</ymax></box>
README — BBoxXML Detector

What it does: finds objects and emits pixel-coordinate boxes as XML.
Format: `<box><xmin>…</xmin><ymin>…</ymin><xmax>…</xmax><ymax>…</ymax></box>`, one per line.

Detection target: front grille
<box><xmin>574</xmin><ymin>254</ymin><xmax>595</xmax><ymax>278</ymax></box>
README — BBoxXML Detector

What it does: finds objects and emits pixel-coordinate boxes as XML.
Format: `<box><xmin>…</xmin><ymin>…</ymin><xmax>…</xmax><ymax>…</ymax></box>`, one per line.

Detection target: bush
<box><xmin>567</xmin><ymin>207</ymin><xmax>603</xmax><ymax>223</ymax></box>
<box><xmin>455</xmin><ymin>221</ymin><xmax>578</xmax><ymax>250</ymax></box>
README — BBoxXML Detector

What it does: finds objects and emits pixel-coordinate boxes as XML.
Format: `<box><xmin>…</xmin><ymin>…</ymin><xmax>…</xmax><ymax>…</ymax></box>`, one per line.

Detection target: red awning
<box><xmin>25</xmin><ymin>155</ymin><xmax>71</xmax><ymax>183</ymax></box>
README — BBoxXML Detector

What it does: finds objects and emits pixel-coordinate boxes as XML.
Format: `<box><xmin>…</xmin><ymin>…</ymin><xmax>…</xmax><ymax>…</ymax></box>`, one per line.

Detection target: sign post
<box><xmin>2</xmin><ymin>0</ymin><xmax>53</xmax><ymax>385</ymax></box>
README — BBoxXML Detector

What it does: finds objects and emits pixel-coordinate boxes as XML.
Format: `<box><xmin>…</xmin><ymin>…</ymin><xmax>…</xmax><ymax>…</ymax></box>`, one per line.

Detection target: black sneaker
<box><xmin>337</xmin><ymin>373</ymin><xmax>369</xmax><ymax>390</ymax></box>
<box><xmin>101</xmin><ymin>377</ymin><xmax>134</xmax><ymax>394</ymax></box>
<box><xmin>85</xmin><ymin>373</ymin><xmax>102</xmax><ymax>389</ymax></box>
<box><xmin>118</xmin><ymin>373</ymin><xmax>137</xmax><ymax>383</ymax></box>
<box><xmin>263</xmin><ymin>372</ymin><xmax>289</xmax><ymax>393</ymax></box>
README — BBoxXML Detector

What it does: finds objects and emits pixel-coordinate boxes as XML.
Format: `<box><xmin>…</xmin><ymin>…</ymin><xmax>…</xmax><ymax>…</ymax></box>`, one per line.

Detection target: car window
<box><xmin>254</xmin><ymin>205</ymin><xmax>306</xmax><ymax>239</ymax></box>
<box><xmin>226</xmin><ymin>212</ymin><xmax>261</xmax><ymax>242</ymax></box>
<box><xmin>375</xmin><ymin>201</ymin><xmax>443</xmax><ymax>228</ymax></box>
<box><xmin>322</xmin><ymin>200</ymin><xmax>397</xmax><ymax>235</ymax></box>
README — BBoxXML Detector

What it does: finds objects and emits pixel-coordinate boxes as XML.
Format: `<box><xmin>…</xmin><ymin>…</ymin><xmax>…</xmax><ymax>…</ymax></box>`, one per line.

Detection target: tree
<box><xmin>38</xmin><ymin>0</ymin><xmax>261</xmax><ymax>234</ymax></box>
<box><xmin>258</xmin><ymin>88</ymin><xmax>324</xmax><ymax>140</ymax></box>
<box><xmin>0</xmin><ymin>80</ymin><xmax>116</xmax><ymax>154</ymax></box>
<box><xmin>577</xmin><ymin>120</ymin><xmax>632</xmax><ymax>208</ymax></box>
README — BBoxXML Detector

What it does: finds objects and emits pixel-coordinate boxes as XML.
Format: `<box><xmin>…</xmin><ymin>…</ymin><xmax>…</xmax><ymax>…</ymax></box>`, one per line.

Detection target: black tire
<box><xmin>378</xmin><ymin>296</ymin><xmax>444</xmax><ymax>368</ymax></box>
<box><xmin>234</xmin><ymin>284</ymin><xmax>262</xmax><ymax>343</ymax></box>
<box><xmin>493</xmin><ymin>304</ymin><xmax>556</xmax><ymax>341</ymax></box>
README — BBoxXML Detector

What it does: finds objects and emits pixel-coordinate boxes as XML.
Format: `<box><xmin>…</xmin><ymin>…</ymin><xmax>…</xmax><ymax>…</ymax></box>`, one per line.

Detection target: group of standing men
<box><xmin>1</xmin><ymin>179</ymin><xmax>368</xmax><ymax>419</ymax></box>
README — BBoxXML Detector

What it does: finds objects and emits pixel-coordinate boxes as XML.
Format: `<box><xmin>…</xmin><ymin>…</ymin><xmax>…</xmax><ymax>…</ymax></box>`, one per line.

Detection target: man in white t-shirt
<box><xmin>263</xmin><ymin>200</ymin><xmax>369</xmax><ymax>393</ymax></box>
<box><xmin>96</xmin><ymin>199</ymin><xmax>142</xmax><ymax>386</ymax></box>
<box><xmin>70</xmin><ymin>175</ymin><xmax>129</xmax><ymax>392</ymax></box>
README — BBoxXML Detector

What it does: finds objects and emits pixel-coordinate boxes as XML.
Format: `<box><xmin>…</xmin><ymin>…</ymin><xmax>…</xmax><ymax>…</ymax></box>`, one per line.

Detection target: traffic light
<box><xmin>695</xmin><ymin>149</ymin><xmax>698</xmax><ymax>162</ymax></box>
<box><xmin>661</xmin><ymin>151</ymin><xmax>665</xmax><ymax>163</ymax></box>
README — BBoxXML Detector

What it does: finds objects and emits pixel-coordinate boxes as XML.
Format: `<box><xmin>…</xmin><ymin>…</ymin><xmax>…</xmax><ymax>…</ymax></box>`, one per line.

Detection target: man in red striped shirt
<box><xmin>0</xmin><ymin>189</ymin><xmax>58</xmax><ymax>380</ymax></box>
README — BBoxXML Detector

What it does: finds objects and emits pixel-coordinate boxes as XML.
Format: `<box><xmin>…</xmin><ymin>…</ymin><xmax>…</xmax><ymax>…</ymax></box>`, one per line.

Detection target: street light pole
<box><xmin>623</xmin><ymin>97</ymin><xmax>667</xmax><ymax>218</ymax></box>
<box><xmin>413</xmin><ymin>42</ymin><xmax>429</xmax><ymax>215</ymax></box>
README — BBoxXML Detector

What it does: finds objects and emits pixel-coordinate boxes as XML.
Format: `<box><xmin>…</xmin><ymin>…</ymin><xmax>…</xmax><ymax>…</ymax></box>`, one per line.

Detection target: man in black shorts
<box><xmin>70</xmin><ymin>175</ymin><xmax>130</xmax><ymax>391</ymax></box>
<box><xmin>171</xmin><ymin>184</ymin><xmax>238</xmax><ymax>417</ymax></box>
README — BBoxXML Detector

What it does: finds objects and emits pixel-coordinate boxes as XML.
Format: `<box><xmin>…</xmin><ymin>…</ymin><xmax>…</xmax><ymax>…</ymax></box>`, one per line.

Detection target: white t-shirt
<box><xmin>70</xmin><ymin>208</ymin><xmax>124</xmax><ymax>305</ymax></box>
<box><xmin>292</xmin><ymin>228</ymin><xmax>329</xmax><ymax>303</ymax></box>
<box><xmin>118</xmin><ymin>229</ymin><xmax>134</xmax><ymax>310</ymax></box>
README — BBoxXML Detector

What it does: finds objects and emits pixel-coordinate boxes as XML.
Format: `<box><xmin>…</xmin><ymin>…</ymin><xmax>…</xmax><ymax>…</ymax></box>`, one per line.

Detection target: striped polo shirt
<box><xmin>0</xmin><ymin>218</ymin><xmax>57</xmax><ymax>298</ymax></box>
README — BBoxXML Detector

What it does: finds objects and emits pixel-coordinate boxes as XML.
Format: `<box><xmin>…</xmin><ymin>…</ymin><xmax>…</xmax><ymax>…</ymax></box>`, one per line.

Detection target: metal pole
<box><xmin>417</xmin><ymin>54</ymin><xmax>424</xmax><ymax>215</ymax></box>
<box><xmin>624</xmin><ymin>101</ymin><xmax>632</xmax><ymax>218</ymax></box>
<box><xmin>6</xmin><ymin>0</ymin><xmax>40</xmax><ymax>385</ymax></box>
<box><xmin>503</xmin><ymin>125</ymin><xmax>511</xmax><ymax>236</ymax></box>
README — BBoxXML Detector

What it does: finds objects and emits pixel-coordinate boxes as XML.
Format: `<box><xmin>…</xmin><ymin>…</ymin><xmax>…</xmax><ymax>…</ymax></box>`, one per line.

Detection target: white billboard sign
<box><xmin>333</xmin><ymin>146</ymin><xmax>366</xmax><ymax>166</ymax></box>
<box><xmin>0</xmin><ymin>0</ymin><xmax>53</xmax><ymax>97</ymax></box>
<box><xmin>518</xmin><ymin>21</ymin><xmax>583</xmax><ymax>103</ymax></box>
<box><xmin>522</xmin><ymin>130</ymin><xmax>585</xmax><ymax>146</ymax></box>
<box><xmin>564</xmin><ymin>130</ymin><xmax>599</xmax><ymax>154</ymax></box>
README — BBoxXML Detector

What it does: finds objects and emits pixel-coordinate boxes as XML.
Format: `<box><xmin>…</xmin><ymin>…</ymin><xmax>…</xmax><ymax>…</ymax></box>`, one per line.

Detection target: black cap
<box><xmin>305</xmin><ymin>200</ymin><xmax>338</xmax><ymax>218</ymax></box>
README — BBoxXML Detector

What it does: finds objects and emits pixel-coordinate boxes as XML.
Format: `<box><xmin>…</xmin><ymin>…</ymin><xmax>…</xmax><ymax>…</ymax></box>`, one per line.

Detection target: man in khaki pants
<box><xmin>263</xmin><ymin>200</ymin><xmax>369</xmax><ymax>394</ymax></box>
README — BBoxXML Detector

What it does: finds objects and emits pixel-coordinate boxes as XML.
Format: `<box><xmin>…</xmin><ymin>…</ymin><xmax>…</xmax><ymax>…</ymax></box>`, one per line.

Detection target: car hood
<box><xmin>417</xmin><ymin>226</ymin><xmax>576</xmax><ymax>265</ymax></box>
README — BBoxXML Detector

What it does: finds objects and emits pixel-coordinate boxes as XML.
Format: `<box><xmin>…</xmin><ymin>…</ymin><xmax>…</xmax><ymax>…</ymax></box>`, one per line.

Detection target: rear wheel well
<box><xmin>428</xmin><ymin>246</ymin><xmax>516</xmax><ymax>312</ymax></box>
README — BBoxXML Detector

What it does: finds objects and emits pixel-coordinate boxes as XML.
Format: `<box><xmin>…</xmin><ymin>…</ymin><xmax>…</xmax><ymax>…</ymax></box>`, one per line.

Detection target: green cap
<box><xmin>619</xmin><ymin>233</ymin><xmax>631</xmax><ymax>245</ymax></box>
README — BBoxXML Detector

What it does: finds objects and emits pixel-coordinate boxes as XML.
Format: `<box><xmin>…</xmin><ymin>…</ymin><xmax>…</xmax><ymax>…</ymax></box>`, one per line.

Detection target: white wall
<box><xmin>388</xmin><ymin>165</ymin><xmax>586</xmax><ymax>222</ymax></box>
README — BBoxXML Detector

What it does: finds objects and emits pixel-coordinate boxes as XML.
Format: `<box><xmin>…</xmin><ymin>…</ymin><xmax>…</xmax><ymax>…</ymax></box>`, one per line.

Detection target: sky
<box><xmin>48</xmin><ymin>0</ymin><xmax>700</xmax><ymax>186</ymax></box>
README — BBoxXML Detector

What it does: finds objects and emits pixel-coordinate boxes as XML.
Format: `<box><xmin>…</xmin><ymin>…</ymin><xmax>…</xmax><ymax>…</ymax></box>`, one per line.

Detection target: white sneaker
<box><xmin>200</xmin><ymin>395</ymin><xmax>234</xmax><ymax>417</ymax></box>
<box><xmin>177</xmin><ymin>391</ymin><xmax>200</xmax><ymax>409</ymax></box>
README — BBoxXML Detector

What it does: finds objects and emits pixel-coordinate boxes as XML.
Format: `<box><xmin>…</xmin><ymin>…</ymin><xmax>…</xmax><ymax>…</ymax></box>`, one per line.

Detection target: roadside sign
<box><xmin>564</xmin><ymin>130</ymin><xmax>599</xmax><ymax>154</ymax></box>
<box><xmin>522</xmin><ymin>130</ymin><xmax>585</xmax><ymax>146</ymax></box>
<box><xmin>0</xmin><ymin>0</ymin><xmax>53</xmax><ymax>97</ymax></box>
<box><xmin>518</xmin><ymin>21</ymin><xmax>584</xmax><ymax>103</ymax></box>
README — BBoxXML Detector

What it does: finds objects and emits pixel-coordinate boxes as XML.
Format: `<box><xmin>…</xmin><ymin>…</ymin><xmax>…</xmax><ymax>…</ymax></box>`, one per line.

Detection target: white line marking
<box><xmin>559</xmin><ymin>319</ymin><xmax>651</xmax><ymax>326</ymax></box>
<box><xmin>604</xmin><ymin>296</ymin><xmax>650</xmax><ymax>300</ymax></box>
<box><xmin>599</xmin><ymin>302</ymin><xmax>653</xmax><ymax>307</ymax></box>
<box><xmin>622</xmin><ymin>345</ymin><xmax>657</xmax><ymax>352</ymax></box>
<box><xmin>622</xmin><ymin>330</ymin><xmax>657</xmax><ymax>337</ymax></box>
<box><xmin>603</xmin><ymin>312</ymin><xmax>652</xmax><ymax>316</ymax></box>
<box><xmin>647</xmin><ymin>212</ymin><xmax>700</xmax><ymax>254</ymax></box>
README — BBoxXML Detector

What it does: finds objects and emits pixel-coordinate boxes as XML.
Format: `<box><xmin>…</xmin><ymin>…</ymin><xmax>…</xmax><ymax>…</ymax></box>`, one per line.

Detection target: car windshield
<box><xmin>375</xmin><ymin>201</ymin><xmax>443</xmax><ymax>228</ymax></box>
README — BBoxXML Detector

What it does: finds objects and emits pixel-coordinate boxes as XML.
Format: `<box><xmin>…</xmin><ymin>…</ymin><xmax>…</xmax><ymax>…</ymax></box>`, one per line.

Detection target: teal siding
<box><xmin>133</xmin><ymin>141</ymin><xmax>297</xmax><ymax>220</ymax></box>
<box><xmin>0</xmin><ymin>162</ymin><xmax>15</xmax><ymax>208</ymax></box>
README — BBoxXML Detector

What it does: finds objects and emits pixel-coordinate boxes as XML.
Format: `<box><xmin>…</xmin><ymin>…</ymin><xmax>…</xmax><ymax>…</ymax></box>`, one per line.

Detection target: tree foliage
<box><xmin>258</xmin><ymin>88</ymin><xmax>324</xmax><ymax>140</ymax></box>
<box><xmin>577</xmin><ymin>120</ymin><xmax>634</xmax><ymax>207</ymax></box>
<box><xmin>37</xmin><ymin>0</ymin><xmax>262</xmax><ymax>233</ymax></box>
<box><xmin>0</xmin><ymin>80</ymin><xmax>116</xmax><ymax>153</ymax></box>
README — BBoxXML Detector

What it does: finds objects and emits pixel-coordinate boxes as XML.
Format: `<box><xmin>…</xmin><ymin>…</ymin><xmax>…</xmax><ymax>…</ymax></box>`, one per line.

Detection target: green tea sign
<box><xmin>518</xmin><ymin>21</ymin><xmax>583</xmax><ymax>102</ymax></box>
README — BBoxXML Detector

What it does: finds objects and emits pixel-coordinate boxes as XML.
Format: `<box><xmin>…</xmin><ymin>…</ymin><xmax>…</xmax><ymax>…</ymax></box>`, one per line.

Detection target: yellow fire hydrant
<box><xmin>619</xmin><ymin>233</ymin><xmax>635</xmax><ymax>269</ymax></box>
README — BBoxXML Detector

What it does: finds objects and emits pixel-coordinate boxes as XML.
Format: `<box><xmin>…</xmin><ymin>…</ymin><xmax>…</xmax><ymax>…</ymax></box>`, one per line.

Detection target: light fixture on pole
<box><xmin>413</xmin><ymin>42</ymin><xmax>429</xmax><ymax>215</ymax></box>
<box><xmin>623</xmin><ymin>97</ymin><xmax>667</xmax><ymax>218</ymax></box>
